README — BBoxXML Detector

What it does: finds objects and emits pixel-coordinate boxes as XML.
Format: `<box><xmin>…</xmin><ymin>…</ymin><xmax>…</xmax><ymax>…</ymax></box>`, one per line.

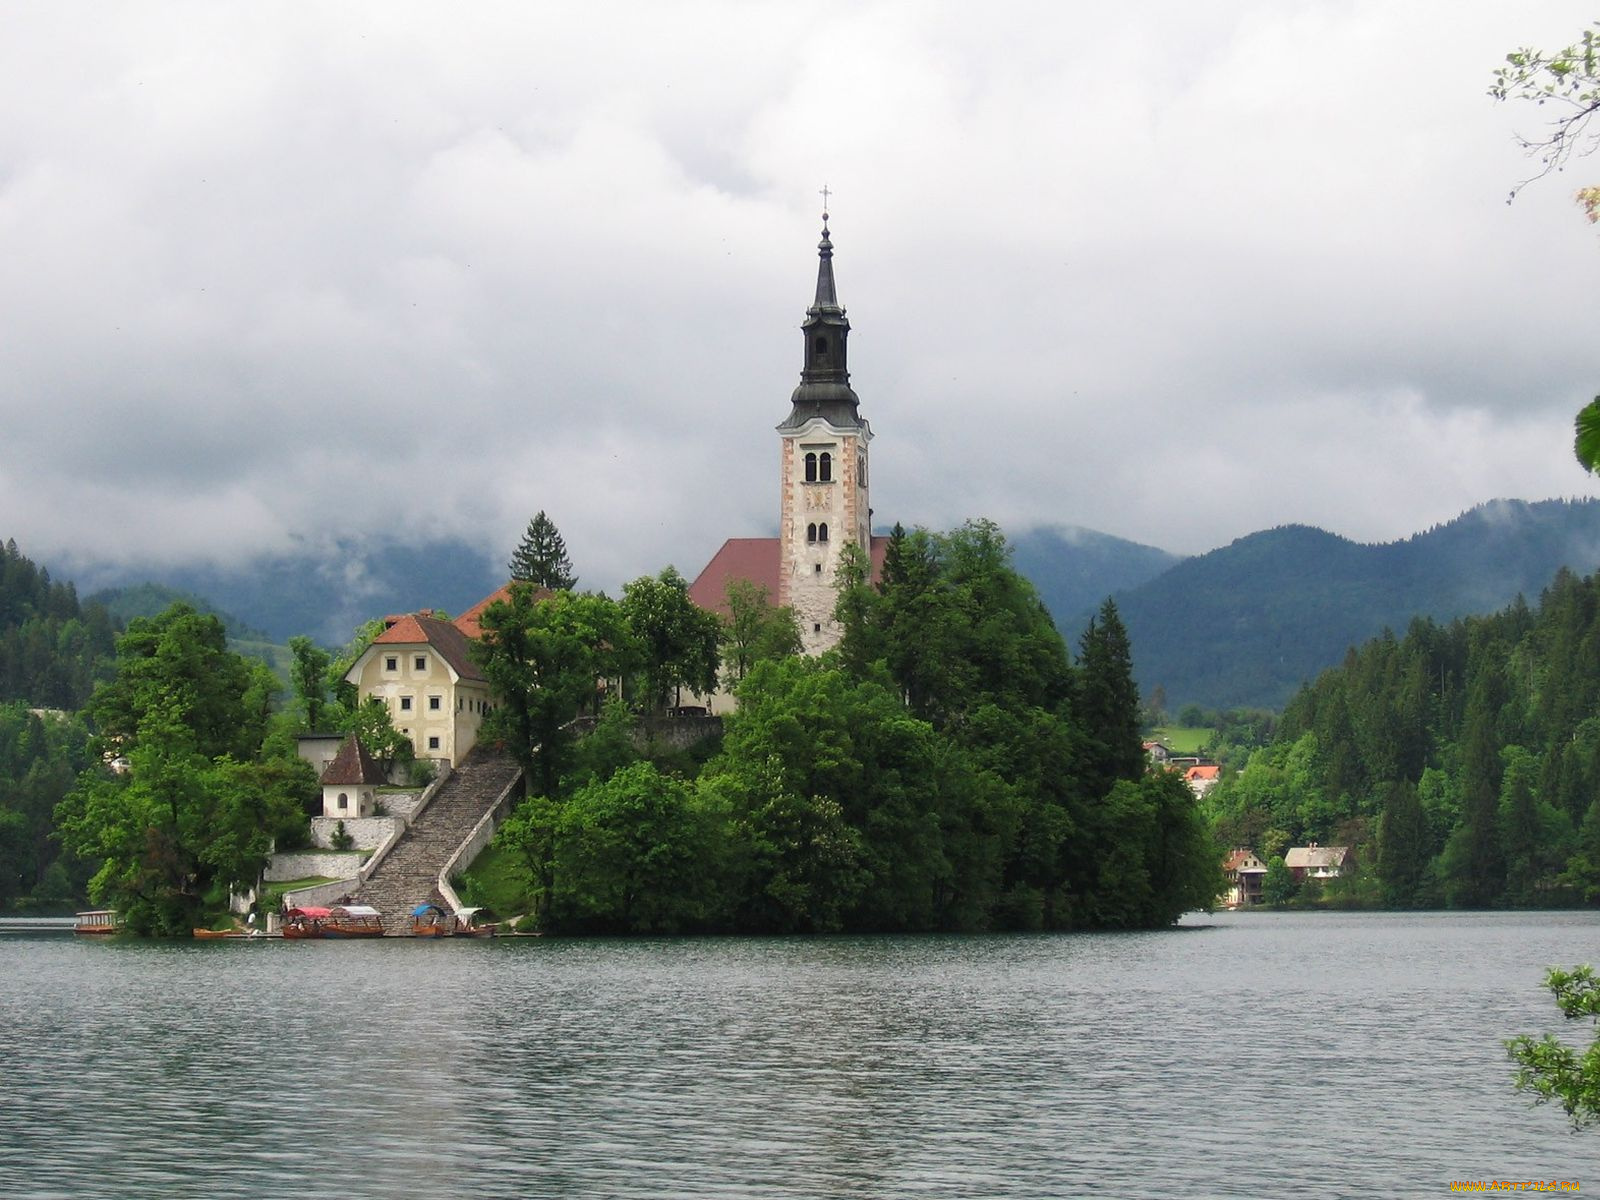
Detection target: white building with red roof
<box><xmin>343</xmin><ymin>587</ymin><xmax>520</xmax><ymax>767</ymax></box>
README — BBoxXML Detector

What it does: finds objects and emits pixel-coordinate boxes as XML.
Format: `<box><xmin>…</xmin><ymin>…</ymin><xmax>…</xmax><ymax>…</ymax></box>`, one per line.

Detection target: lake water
<box><xmin>0</xmin><ymin>911</ymin><xmax>1593</xmax><ymax>1198</ymax></box>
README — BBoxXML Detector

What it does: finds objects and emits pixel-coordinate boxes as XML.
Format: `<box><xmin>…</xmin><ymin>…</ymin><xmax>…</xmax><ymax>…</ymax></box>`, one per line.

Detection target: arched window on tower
<box><xmin>819</xmin><ymin>452</ymin><xmax>833</xmax><ymax>482</ymax></box>
<box><xmin>806</xmin><ymin>523</ymin><xmax>817</xmax><ymax>543</ymax></box>
<box><xmin>818</xmin><ymin>523</ymin><xmax>829</xmax><ymax>542</ymax></box>
<box><xmin>805</xmin><ymin>452</ymin><xmax>817</xmax><ymax>483</ymax></box>
<box><xmin>858</xmin><ymin>453</ymin><xmax>867</xmax><ymax>487</ymax></box>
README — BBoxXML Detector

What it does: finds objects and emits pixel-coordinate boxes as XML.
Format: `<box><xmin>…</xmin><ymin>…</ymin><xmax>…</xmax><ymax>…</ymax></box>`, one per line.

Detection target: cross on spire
<box><xmin>819</xmin><ymin>183</ymin><xmax>831</xmax><ymax>215</ymax></box>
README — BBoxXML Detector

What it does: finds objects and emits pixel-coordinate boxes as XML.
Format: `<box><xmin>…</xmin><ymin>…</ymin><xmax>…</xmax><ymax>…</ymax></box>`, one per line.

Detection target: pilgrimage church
<box><xmin>686</xmin><ymin>210</ymin><xmax>888</xmax><ymax>665</ymax></box>
<box><xmin>326</xmin><ymin>211</ymin><xmax>885</xmax><ymax>770</ymax></box>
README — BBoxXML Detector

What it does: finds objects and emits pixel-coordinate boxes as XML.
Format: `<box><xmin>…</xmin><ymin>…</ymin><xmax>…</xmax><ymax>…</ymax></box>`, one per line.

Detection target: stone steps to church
<box><xmin>351</xmin><ymin>746</ymin><xmax>522</xmax><ymax>933</ymax></box>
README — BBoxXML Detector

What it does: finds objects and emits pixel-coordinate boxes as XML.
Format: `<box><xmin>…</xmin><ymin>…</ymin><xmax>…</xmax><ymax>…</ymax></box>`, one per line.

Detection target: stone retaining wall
<box><xmin>309</xmin><ymin>816</ymin><xmax>397</xmax><ymax>850</ymax></box>
<box><xmin>265</xmin><ymin>851</ymin><xmax>366</xmax><ymax>882</ymax></box>
<box><xmin>568</xmin><ymin>714</ymin><xmax>723</xmax><ymax>753</ymax></box>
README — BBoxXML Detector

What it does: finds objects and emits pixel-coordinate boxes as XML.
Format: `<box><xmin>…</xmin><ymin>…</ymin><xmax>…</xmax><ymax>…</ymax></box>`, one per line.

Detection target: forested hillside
<box><xmin>0</xmin><ymin>539</ymin><xmax>118</xmax><ymax>710</ymax></box>
<box><xmin>1106</xmin><ymin>498</ymin><xmax>1600</xmax><ymax>711</ymax></box>
<box><xmin>0</xmin><ymin>539</ymin><xmax>118</xmax><ymax>910</ymax></box>
<box><xmin>1204</xmin><ymin>564</ymin><xmax>1600</xmax><ymax>908</ymax></box>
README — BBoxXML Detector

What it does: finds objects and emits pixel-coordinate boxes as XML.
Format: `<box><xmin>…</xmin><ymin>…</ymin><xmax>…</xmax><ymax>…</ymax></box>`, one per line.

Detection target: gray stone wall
<box><xmin>310</xmin><ymin>815</ymin><xmax>398</xmax><ymax>850</ymax></box>
<box><xmin>265</xmin><ymin>851</ymin><xmax>366</xmax><ymax>882</ymax></box>
<box><xmin>569</xmin><ymin>714</ymin><xmax>723</xmax><ymax>753</ymax></box>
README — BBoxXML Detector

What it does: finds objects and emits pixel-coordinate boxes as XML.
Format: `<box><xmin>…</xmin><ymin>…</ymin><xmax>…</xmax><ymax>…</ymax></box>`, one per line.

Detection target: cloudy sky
<box><xmin>3</xmin><ymin>1</ymin><xmax>1599</xmax><ymax>596</ymax></box>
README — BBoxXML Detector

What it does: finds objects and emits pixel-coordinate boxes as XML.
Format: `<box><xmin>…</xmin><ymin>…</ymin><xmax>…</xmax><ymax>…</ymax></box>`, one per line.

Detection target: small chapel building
<box><xmin>688</xmin><ymin>212</ymin><xmax>887</xmax><ymax>697</ymax></box>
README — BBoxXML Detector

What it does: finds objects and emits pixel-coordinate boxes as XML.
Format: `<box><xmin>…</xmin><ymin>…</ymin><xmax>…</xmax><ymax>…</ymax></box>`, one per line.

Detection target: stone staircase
<box><xmin>351</xmin><ymin>747</ymin><xmax>522</xmax><ymax>935</ymax></box>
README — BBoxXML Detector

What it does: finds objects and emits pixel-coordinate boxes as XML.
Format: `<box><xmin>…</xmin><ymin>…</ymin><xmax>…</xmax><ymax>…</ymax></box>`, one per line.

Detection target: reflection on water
<box><xmin>0</xmin><ymin>912</ymin><xmax>1592</xmax><ymax>1198</ymax></box>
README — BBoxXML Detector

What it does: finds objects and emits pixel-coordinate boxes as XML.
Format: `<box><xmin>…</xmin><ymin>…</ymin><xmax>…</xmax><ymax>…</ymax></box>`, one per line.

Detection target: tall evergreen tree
<box><xmin>1376</xmin><ymin>780</ymin><xmax>1428</xmax><ymax>907</ymax></box>
<box><xmin>1077</xmin><ymin>598</ymin><xmax>1144</xmax><ymax>800</ymax></box>
<box><xmin>508</xmin><ymin>511</ymin><xmax>577</xmax><ymax>590</ymax></box>
<box><xmin>1447</xmin><ymin>659</ymin><xmax>1508</xmax><ymax>907</ymax></box>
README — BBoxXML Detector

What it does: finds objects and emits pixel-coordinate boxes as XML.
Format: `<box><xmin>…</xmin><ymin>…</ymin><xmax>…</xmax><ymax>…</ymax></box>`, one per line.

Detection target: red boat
<box><xmin>282</xmin><ymin>906</ymin><xmax>332</xmax><ymax>939</ymax></box>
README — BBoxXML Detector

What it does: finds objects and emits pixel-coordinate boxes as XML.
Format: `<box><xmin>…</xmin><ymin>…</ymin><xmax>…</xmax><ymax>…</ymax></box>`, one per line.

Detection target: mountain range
<box><xmin>1019</xmin><ymin>497</ymin><xmax>1600</xmax><ymax>712</ymax></box>
<box><xmin>62</xmin><ymin>496</ymin><xmax>1600</xmax><ymax>712</ymax></box>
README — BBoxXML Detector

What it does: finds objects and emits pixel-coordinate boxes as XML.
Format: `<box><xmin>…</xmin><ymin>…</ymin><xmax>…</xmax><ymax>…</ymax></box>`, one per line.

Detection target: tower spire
<box><xmin>783</xmin><ymin>203</ymin><xmax>860</xmax><ymax>428</ymax></box>
<box><xmin>814</xmin><ymin>211</ymin><xmax>839</xmax><ymax>310</ymax></box>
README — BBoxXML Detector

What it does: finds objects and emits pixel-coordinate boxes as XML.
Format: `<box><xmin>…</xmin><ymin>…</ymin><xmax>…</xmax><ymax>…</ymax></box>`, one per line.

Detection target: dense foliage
<box><xmin>0</xmin><ymin>703</ymin><xmax>96</xmax><ymax>909</ymax></box>
<box><xmin>476</xmin><ymin>520</ymin><xmax>1218</xmax><ymax>934</ymax></box>
<box><xmin>0</xmin><ymin>540</ymin><xmax>119</xmax><ymax>911</ymax></box>
<box><xmin>0</xmin><ymin>538</ymin><xmax>118</xmax><ymax>710</ymax></box>
<box><xmin>54</xmin><ymin>605</ymin><xmax>316</xmax><ymax>933</ymax></box>
<box><xmin>1205</xmin><ymin>566</ymin><xmax>1600</xmax><ymax>908</ymax></box>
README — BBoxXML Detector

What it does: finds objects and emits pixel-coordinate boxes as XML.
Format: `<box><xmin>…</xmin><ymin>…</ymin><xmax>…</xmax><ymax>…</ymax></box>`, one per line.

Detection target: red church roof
<box><xmin>687</xmin><ymin>536</ymin><xmax>889</xmax><ymax>615</ymax></box>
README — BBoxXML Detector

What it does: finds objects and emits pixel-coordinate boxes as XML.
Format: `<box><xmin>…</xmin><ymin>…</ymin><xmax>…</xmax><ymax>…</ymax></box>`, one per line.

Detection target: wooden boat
<box><xmin>282</xmin><ymin>905</ymin><xmax>331</xmax><ymax>939</ymax></box>
<box><xmin>452</xmin><ymin>907</ymin><xmax>498</xmax><ymax>938</ymax></box>
<box><xmin>74</xmin><ymin>910</ymin><xmax>120</xmax><ymax>936</ymax></box>
<box><xmin>410</xmin><ymin>903</ymin><xmax>454</xmax><ymax>938</ymax></box>
<box><xmin>283</xmin><ymin>904</ymin><xmax>386</xmax><ymax>938</ymax></box>
<box><xmin>192</xmin><ymin>927</ymin><xmax>247</xmax><ymax>939</ymax></box>
<box><xmin>323</xmin><ymin>905</ymin><xmax>385</xmax><ymax>938</ymax></box>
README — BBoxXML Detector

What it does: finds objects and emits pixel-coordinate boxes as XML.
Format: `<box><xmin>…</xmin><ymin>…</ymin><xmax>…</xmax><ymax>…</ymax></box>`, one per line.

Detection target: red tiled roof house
<box><xmin>342</xmin><ymin>586</ymin><xmax>522</xmax><ymax>767</ymax></box>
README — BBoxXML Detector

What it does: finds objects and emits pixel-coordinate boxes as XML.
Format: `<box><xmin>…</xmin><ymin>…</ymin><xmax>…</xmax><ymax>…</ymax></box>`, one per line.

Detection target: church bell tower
<box><xmin>777</xmin><ymin>209</ymin><xmax>872</xmax><ymax>654</ymax></box>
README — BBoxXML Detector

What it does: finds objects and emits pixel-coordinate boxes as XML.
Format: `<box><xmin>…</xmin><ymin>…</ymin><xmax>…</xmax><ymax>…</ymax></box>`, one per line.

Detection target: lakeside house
<box><xmin>1284</xmin><ymin>843</ymin><xmax>1351</xmax><ymax>882</ymax></box>
<box><xmin>1221</xmin><ymin>849</ymin><xmax>1267</xmax><ymax>907</ymax></box>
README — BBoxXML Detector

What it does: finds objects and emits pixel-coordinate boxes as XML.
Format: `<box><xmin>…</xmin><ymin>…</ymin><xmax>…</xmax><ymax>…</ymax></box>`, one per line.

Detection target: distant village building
<box><xmin>688</xmin><ymin>213</ymin><xmax>887</xmax><ymax>700</ymax></box>
<box><xmin>1221</xmin><ymin>848</ymin><xmax>1266</xmax><ymax>907</ymax></box>
<box><xmin>1143</xmin><ymin>740</ymin><xmax>1172</xmax><ymax>766</ymax></box>
<box><xmin>1184</xmin><ymin>763</ymin><xmax>1221</xmax><ymax>798</ymax></box>
<box><xmin>1285</xmin><ymin>843</ymin><xmax>1351</xmax><ymax>882</ymax></box>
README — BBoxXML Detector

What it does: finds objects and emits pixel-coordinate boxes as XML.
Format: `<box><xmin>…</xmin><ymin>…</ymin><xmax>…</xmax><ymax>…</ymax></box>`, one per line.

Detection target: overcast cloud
<box><xmin>2</xmin><ymin>1</ymin><xmax>1598</xmax><ymax>596</ymax></box>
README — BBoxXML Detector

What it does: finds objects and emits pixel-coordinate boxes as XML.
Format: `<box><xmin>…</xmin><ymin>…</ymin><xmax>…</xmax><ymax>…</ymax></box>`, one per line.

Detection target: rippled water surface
<box><xmin>1</xmin><ymin>912</ymin><xmax>1594</xmax><ymax>1198</ymax></box>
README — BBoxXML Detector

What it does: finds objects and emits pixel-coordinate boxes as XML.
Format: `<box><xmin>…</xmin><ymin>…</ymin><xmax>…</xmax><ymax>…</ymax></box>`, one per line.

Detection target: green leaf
<box><xmin>1575</xmin><ymin>396</ymin><xmax>1600</xmax><ymax>473</ymax></box>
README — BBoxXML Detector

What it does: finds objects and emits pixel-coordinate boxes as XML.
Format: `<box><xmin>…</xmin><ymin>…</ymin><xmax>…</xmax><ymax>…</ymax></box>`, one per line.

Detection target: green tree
<box><xmin>342</xmin><ymin>696</ymin><xmax>414</xmax><ymax>778</ymax></box>
<box><xmin>1262</xmin><ymin>855</ymin><xmax>1299</xmax><ymax>905</ymax></box>
<box><xmin>473</xmin><ymin>586</ymin><xmax>631</xmax><ymax>797</ymax></box>
<box><xmin>1376</xmin><ymin>780</ymin><xmax>1429</xmax><ymax>908</ymax></box>
<box><xmin>698</xmin><ymin>753</ymin><xmax>865</xmax><ymax>934</ymax></box>
<box><xmin>549</xmin><ymin>762</ymin><xmax>720</xmax><ymax>933</ymax></box>
<box><xmin>1077</xmin><ymin>598</ymin><xmax>1146</xmax><ymax>801</ymax></box>
<box><xmin>719</xmin><ymin>578</ymin><xmax>801</xmax><ymax>688</ymax></box>
<box><xmin>57</xmin><ymin>663</ymin><xmax>312</xmax><ymax>935</ymax></box>
<box><xmin>86</xmin><ymin>605</ymin><xmax>273</xmax><ymax>762</ymax></box>
<box><xmin>1444</xmin><ymin>663</ymin><xmax>1508</xmax><ymax>907</ymax></box>
<box><xmin>619</xmin><ymin>567</ymin><xmax>720</xmax><ymax>713</ymax></box>
<box><xmin>1506</xmin><ymin>964</ymin><xmax>1600</xmax><ymax>1129</ymax></box>
<box><xmin>287</xmin><ymin>635</ymin><xmax>332</xmax><ymax>731</ymax></box>
<box><xmin>508</xmin><ymin>510</ymin><xmax>577</xmax><ymax>589</ymax></box>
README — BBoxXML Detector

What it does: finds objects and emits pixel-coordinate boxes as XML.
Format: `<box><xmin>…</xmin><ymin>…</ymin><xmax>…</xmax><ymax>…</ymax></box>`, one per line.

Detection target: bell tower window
<box><xmin>819</xmin><ymin>452</ymin><xmax>832</xmax><ymax>482</ymax></box>
<box><xmin>805</xmin><ymin>452</ymin><xmax>817</xmax><ymax>483</ymax></box>
<box><xmin>806</xmin><ymin>523</ymin><xmax>817</xmax><ymax>543</ymax></box>
<box><xmin>818</xmin><ymin>522</ymin><xmax>829</xmax><ymax>542</ymax></box>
